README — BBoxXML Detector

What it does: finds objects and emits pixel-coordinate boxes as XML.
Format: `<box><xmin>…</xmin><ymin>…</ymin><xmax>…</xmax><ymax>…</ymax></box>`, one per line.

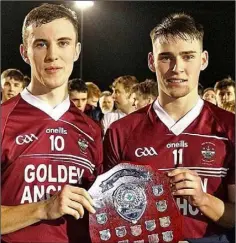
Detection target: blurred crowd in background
<box><xmin>1</xmin><ymin>68</ymin><xmax>235</xmax><ymax>136</ymax></box>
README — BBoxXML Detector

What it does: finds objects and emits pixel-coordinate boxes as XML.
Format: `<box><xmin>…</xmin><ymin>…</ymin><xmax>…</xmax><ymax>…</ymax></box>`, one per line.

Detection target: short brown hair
<box><xmin>131</xmin><ymin>79</ymin><xmax>158</xmax><ymax>99</ymax></box>
<box><xmin>22</xmin><ymin>3</ymin><xmax>79</xmax><ymax>46</ymax></box>
<box><xmin>86</xmin><ymin>82</ymin><xmax>102</xmax><ymax>99</ymax></box>
<box><xmin>150</xmin><ymin>13</ymin><xmax>204</xmax><ymax>48</ymax></box>
<box><xmin>1</xmin><ymin>69</ymin><xmax>24</xmax><ymax>82</ymax></box>
<box><xmin>112</xmin><ymin>75</ymin><xmax>139</xmax><ymax>94</ymax></box>
<box><xmin>214</xmin><ymin>77</ymin><xmax>235</xmax><ymax>92</ymax></box>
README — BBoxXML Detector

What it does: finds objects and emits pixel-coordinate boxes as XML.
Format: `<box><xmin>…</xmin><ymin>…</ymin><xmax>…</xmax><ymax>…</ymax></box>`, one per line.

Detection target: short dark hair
<box><xmin>1</xmin><ymin>68</ymin><xmax>24</xmax><ymax>82</ymax></box>
<box><xmin>150</xmin><ymin>13</ymin><xmax>204</xmax><ymax>48</ymax></box>
<box><xmin>214</xmin><ymin>77</ymin><xmax>235</xmax><ymax>92</ymax></box>
<box><xmin>22</xmin><ymin>3</ymin><xmax>79</xmax><ymax>46</ymax></box>
<box><xmin>131</xmin><ymin>79</ymin><xmax>158</xmax><ymax>99</ymax></box>
<box><xmin>68</xmin><ymin>78</ymin><xmax>88</xmax><ymax>93</ymax></box>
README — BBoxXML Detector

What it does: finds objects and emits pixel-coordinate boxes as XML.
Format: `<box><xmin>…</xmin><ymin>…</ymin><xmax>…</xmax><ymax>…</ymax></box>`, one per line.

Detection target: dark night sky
<box><xmin>1</xmin><ymin>1</ymin><xmax>235</xmax><ymax>91</ymax></box>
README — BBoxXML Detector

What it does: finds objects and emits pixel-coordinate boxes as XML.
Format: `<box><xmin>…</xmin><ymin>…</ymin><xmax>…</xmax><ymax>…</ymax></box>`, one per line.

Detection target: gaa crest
<box><xmin>96</xmin><ymin>213</ymin><xmax>108</xmax><ymax>225</ymax></box>
<box><xmin>113</xmin><ymin>183</ymin><xmax>147</xmax><ymax>224</ymax></box>
<box><xmin>78</xmin><ymin>138</ymin><xmax>89</xmax><ymax>153</ymax></box>
<box><xmin>99</xmin><ymin>229</ymin><xmax>111</xmax><ymax>241</ymax></box>
<box><xmin>145</xmin><ymin>220</ymin><xmax>156</xmax><ymax>231</ymax></box>
<box><xmin>162</xmin><ymin>231</ymin><xmax>173</xmax><ymax>242</ymax></box>
<box><xmin>159</xmin><ymin>216</ymin><xmax>171</xmax><ymax>228</ymax></box>
<box><xmin>156</xmin><ymin>200</ymin><xmax>168</xmax><ymax>212</ymax></box>
<box><xmin>115</xmin><ymin>226</ymin><xmax>127</xmax><ymax>237</ymax></box>
<box><xmin>130</xmin><ymin>225</ymin><xmax>142</xmax><ymax>236</ymax></box>
<box><xmin>152</xmin><ymin>185</ymin><xmax>164</xmax><ymax>196</ymax></box>
<box><xmin>148</xmin><ymin>234</ymin><xmax>160</xmax><ymax>243</ymax></box>
<box><xmin>201</xmin><ymin>142</ymin><xmax>216</xmax><ymax>162</ymax></box>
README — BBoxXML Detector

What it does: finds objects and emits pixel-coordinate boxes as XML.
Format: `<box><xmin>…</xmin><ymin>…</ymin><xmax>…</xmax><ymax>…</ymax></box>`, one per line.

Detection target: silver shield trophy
<box><xmin>89</xmin><ymin>163</ymin><xmax>183</xmax><ymax>243</ymax></box>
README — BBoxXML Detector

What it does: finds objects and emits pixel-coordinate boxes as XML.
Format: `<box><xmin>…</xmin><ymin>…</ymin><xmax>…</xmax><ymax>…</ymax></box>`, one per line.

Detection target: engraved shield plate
<box><xmin>113</xmin><ymin>183</ymin><xmax>147</xmax><ymax>224</ymax></box>
<box><xmin>130</xmin><ymin>225</ymin><xmax>142</xmax><ymax>236</ymax></box>
<box><xmin>89</xmin><ymin>163</ymin><xmax>183</xmax><ymax>243</ymax></box>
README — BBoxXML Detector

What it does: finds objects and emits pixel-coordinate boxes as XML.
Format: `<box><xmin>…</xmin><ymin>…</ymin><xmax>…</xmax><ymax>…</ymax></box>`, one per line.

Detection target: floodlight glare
<box><xmin>75</xmin><ymin>1</ymin><xmax>94</xmax><ymax>10</ymax></box>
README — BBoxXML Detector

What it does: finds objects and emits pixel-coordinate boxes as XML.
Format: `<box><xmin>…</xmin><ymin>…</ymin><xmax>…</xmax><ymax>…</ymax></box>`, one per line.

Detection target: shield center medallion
<box><xmin>112</xmin><ymin>183</ymin><xmax>147</xmax><ymax>224</ymax></box>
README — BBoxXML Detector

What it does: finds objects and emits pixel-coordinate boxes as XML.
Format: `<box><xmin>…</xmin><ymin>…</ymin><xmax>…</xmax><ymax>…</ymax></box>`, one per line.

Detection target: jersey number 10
<box><xmin>49</xmin><ymin>135</ymin><xmax>65</xmax><ymax>151</ymax></box>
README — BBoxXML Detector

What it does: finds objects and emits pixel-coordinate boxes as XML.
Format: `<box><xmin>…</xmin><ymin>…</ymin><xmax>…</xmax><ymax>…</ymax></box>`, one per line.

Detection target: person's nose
<box><xmin>171</xmin><ymin>58</ymin><xmax>184</xmax><ymax>73</ymax></box>
<box><xmin>45</xmin><ymin>43</ymin><xmax>59</xmax><ymax>62</ymax></box>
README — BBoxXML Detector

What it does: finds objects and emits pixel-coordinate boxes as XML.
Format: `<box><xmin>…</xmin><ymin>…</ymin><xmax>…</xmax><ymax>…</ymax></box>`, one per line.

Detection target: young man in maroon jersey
<box><xmin>103</xmin><ymin>13</ymin><xmax>235</xmax><ymax>241</ymax></box>
<box><xmin>1</xmin><ymin>3</ymin><xmax>103</xmax><ymax>243</ymax></box>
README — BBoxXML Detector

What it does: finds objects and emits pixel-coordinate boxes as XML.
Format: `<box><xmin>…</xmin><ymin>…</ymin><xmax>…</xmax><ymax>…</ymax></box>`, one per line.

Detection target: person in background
<box><xmin>99</xmin><ymin>91</ymin><xmax>114</xmax><ymax>114</ymax></box>
<box><xmin>1</xmin><ymin>68</ymin><xmax>24</xmax><ymax>103</ymax></box>
<box><xmin>131</xmin><ymin>79</ymin><xmax>158</xmax><ymax>110</ymax></box>
<box><xmin>84</xmin><ymin>82</ymin><xmax>103</xmax><ymax>123</ymax></box>
<box><xmin>202</xmin><ymin>87</ymin><xmax>216</xmax><ymax>105</ymax></box>
<box><xmin>85</xmin><ymin>82</ymin><xmax>101</xmax><ymax>107</ymax></box>
<box><xmin>68</xmin><ymin>78</ymin><xmax>88</xmax><ymax>112</ymax></box>
<box><xmin>101</xmin><ymin>75</ymin><xmax>138</xmax><ymax>135</ymax></box>
<box><xmin>214</xmin><ymin>77</ymin><xmax>235</xmax><ymax>109</ymax></box>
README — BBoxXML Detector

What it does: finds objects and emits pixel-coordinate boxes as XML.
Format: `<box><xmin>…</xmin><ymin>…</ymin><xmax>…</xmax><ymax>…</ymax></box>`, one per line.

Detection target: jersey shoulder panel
<box><xmin>1</xmin><ymin>95</ymin><xmax>21</xmax><ymax>136</ymax></box>
<box><xmin>204</xmin><ymin>101</ymin><xmax>235</xmax><ymax>141</ymax></box>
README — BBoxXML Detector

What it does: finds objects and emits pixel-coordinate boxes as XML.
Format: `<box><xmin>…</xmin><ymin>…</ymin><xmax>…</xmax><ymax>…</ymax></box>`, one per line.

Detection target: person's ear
<box><xmin>20</xmin><ymin>44</ymin><xmax>30</xmax><ymax>64</ymax></box>
<box><xmin>148</xmin><ymin>52</ymin><xmax>156</xmax><ymax>72</ymax></box>
<box><xmin>74</xmin><ymin>42</ymin><xmax>81</xmax><ymax>62</ymax></box>
<box><xmin>200</xmin><ymin>50</ymin><xmax>209</xmax><ymax>71</ymax></box>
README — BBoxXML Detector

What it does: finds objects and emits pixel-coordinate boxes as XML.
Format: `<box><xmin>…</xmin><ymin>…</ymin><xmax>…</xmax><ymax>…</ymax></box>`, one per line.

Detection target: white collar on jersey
<box><xmin>21</xmin><ymin>88</ymin><xmax>70</xmax><ymax>121</ymax></box>
<box><xmin>153</xmin><ymin>97</ymin><xmax>204</xmax><ymax>136</ymax></box>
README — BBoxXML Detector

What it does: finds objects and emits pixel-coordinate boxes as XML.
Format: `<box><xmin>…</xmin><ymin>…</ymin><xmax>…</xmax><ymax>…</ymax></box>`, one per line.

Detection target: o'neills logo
<box><xmin>46</xmin><ymin>127</ymin><xmax>67</xmax><ymax>134</ymax></box>
<box><xmin>166</xmin><ymin>140</ymin><xmax>188</xmax><ymax>148</ymax></box>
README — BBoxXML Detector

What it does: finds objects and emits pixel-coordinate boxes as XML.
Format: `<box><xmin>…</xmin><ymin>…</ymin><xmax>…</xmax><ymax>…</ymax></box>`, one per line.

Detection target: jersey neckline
<box><xmin>21</xmin><ymin>88</ymin><xmax>70</xmax><ymax>121</ymax></box>
<box><xmin>153</xmin><ymin>97</ymin><xmax>204</xmax><ymax>136</ymax></box>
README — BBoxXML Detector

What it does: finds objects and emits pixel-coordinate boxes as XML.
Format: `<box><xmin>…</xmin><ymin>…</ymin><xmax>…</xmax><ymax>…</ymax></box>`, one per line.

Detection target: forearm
<box><xmin>1</xmin><ymin>201</ymin><xmax>46</xmax><ymax>235</ymax></box>
<box><xmin>199</xmin><ymin>193</ymin><xmax>235</xmax><ymax>228</ymax></box>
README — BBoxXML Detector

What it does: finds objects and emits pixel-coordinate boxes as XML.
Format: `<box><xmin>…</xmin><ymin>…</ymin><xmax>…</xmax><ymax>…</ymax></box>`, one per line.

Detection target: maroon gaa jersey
<box><xmin>1</xmin><ymin>89</ymin><xmax>103</xmax><ymax>243</ymax></box>
<box><xmin>103</xmin><ymin>98</ymin><xmax>235</xmax><ymax>239</ymax></box>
